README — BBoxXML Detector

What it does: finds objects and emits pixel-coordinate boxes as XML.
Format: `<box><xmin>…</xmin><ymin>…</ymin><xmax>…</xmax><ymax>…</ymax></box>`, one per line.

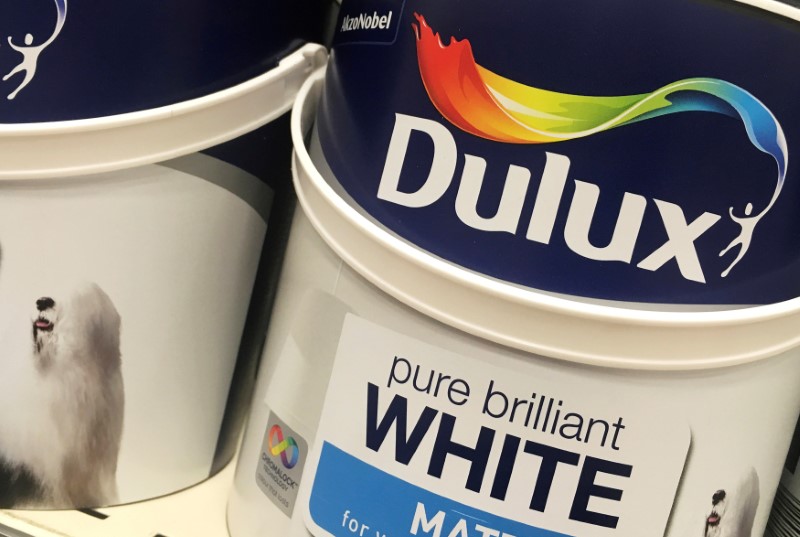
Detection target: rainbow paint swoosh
<box><xmin>268</xmin><ymin>425</ymin><xmax>299</xmax><ymax>469</ymax></box>
<box><xmin>412</xmin><ymin>13</ymin><xmax>788</xmax><ymax>277</ymax></box>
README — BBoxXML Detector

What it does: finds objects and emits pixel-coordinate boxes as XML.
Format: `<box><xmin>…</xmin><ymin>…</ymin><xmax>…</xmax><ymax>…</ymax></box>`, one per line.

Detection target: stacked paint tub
<box><xmin>229</xmin><ymin>1</ymin><xmax>800</xmax><ymax>537</ymax></box>
<box><xmin>0</xmin><ymin>0</ymin><xmax>328</xmax><ymax>509</ymax></box>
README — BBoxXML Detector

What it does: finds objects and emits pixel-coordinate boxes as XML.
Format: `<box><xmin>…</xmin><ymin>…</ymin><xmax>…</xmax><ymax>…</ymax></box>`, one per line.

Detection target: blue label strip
<box><xmin>309</xmin><ymin>442</ymin><xmax>574</xmax><ymax>537</ymax></box>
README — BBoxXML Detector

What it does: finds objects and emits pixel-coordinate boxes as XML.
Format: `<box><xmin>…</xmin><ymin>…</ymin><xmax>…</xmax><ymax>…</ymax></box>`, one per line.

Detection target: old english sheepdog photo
<box><xmin>0</xmin><ymin>282</ymin><xmax>124</xmax><ymax>508</ymax></box>
<box><xmin>703</xmin><ymin>468</ymin><xmax>760</xmax><ymax>537</ymax></box>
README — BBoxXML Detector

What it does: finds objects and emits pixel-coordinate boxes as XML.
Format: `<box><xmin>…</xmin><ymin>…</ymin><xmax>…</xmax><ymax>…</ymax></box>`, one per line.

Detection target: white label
<box><xmin>304</xmin><ymin>315</ymin><xmax>691</xmax><ymax>537</ymax></box>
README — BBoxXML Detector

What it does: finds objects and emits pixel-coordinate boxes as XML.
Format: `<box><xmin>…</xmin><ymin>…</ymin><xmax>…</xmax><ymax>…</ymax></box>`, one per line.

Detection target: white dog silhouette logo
<box><xmin>4</xmin><ymin>0</ymin><xmax>67</xmax><ymax>100</ymax></box>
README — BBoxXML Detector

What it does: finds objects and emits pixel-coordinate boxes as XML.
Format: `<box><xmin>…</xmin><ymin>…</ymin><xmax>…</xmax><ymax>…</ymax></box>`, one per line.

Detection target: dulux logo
<box><xmin>380</xmin><ymin>117</ymin><xmax>725</xmax><ymax>284</ymax></box>
<box><xmin>3</xmin><ymin>0</ymin><xmax>67</xmax><ymax>100</ymax></box>
<box><xmin>374</xmin><ymin>15</ymin><xmax>789</xmax><ymax>285</ymax></box>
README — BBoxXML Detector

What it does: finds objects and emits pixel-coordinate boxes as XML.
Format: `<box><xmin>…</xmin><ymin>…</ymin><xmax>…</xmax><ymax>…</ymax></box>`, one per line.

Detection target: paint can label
<box><xmin>0</xmin><ymin>116</ymin><xmax>294</xmax><ymax>508</ymax></box>
<box><xmin>299</xmin><ymin>314</ymin><xmax>780</xmax><ymax>537</ymax></box>
<box><xmin>316</xmin><ymin>0</ymin><xmax>800</xmax><ymax>304</ymax></box>
<box><xmin>0</xmin><ymin>0</ymin><xmax>326</xmax><ymax>121</ymax></box>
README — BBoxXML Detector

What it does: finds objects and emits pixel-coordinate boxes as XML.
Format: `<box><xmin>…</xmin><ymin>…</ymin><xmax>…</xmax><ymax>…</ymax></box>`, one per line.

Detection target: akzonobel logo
<box><xmin>340</xmin><ymin>11</ymin><xmax>394</xmax><ymax>32</ymax></box>
<box><xmin>378</xmin><ymin>14</ymin><xmax>788</xmax><ymax>284</ymax></box>
<box><xmin>3</xmin><ymin>0</ymin><xmax>67</xmax><ymax>100</ymax></box>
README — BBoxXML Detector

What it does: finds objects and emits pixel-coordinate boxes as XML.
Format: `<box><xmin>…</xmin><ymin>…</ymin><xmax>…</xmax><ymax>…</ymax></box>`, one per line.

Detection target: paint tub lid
<box><xmin>0</xmin><ymin>0</ymin><xmax>329</xmax><ymax>123</ymax></box>
<box><xmin>292</xmin><ymin>69</ymin><xmax>800</xmax><ymax>371</ymax></box>
<box><xmin>313</xmin><ymin>0</ymin><xmax>800</xmax><ymax>306</ymax></box>
<box><xmin>0</xmin><ymin>44</ymin><xmax>327</xmax><ymax>180</ymax></box>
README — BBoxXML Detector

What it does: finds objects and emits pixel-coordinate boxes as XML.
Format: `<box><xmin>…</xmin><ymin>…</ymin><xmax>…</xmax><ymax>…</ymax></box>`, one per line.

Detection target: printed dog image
<box><xmin>0</xmin><ymin>282</ymin><xmax>124</xmax><ymax>508</ymax></box>
<box><xmin>704</xmin><ymin>468</ymin><xmax>760</xmax><ymax>537</ymax></box>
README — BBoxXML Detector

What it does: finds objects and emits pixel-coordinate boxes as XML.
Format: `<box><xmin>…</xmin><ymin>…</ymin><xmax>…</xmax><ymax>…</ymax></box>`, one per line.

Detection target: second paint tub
<box><xmin>226</xmin><ymin>71</ymin><xmax>800</xmax><ymax>537</ymax></box>
<box><xmin>231</xmin><ymin>1</ymin><xmax>800</xmax><ymax>536</ymax></box>
<box><xmin>0</xmin><ymin>0</ymin><xmax>329</xmax><ymax>507</ymax></box>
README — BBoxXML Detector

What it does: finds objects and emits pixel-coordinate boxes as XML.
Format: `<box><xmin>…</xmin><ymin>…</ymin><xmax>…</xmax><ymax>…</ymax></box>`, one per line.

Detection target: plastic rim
<box><xmin>732</xmin><ymin>0</ymin><xmax>800</xmax><ymax>22</ymax></box>
<box><xmin>291</xmin><ymin>69</ymin><xmax>800</xmax><ymax>371</ymax></box>
<box><xmin>0</xmin><ymin>44</ymin><xmax>328</xmax><ymax>180</ymax></box>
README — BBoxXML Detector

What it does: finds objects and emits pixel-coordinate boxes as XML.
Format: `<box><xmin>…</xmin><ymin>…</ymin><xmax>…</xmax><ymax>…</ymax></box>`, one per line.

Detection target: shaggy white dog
<box><xmin>704</xmin><ymin>468</ymin><xmax>760</xmax><ymax>537</ymax></box>
<box><xmin>0</xmin><ymin>282</ymin><xmax>124</xmax><ymax>508</ymax></box>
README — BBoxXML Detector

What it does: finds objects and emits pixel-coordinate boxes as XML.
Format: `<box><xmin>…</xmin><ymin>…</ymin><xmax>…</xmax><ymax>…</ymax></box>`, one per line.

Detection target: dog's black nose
<box><xmin>36</xmin><ymin>297</ymin><xmax>55</xmax><ymax>311</ymax></box>
<box><xmin>712</xmin><ymin>490</ymin><xmax>726</xmax><ymax>505</ymax></box>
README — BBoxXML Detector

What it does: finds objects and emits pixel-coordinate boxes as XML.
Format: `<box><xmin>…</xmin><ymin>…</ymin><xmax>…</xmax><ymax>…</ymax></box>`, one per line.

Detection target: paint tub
<box><xmin>0</xmin><ymin>0</ymin><xmax>329</xmax><ymax>122</ymax></box>
<box><xmin>0</xmin><ymin>43</ymin><xmax>327</xmax><ymax>510</ymax></box>
<box><xmin>226</xmin><ymin>69</ymin><xmax>800</xmax><ymax>537</ymax></box>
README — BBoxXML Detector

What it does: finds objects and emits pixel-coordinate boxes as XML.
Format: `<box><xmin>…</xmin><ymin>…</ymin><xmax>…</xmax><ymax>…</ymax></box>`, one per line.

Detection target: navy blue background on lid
<box><xmin>317</xmin><ymin>0</ymin><xmax>800</xmax><ymax>304</ymax></box>
<box><xmin>0</xmin><ymin>0</ymin><xmax>329</xmax><ymax>122</ymax></box>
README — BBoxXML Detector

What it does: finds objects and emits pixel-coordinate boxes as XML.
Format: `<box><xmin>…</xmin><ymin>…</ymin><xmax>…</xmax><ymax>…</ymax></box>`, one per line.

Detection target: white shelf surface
<box><xmin>0</xmin><ymin>461</ymin><xmax>234</xmax><ymax>537</ymax></box>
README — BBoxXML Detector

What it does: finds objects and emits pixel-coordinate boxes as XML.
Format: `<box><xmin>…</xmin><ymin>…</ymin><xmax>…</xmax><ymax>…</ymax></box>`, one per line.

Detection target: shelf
<box><xmin>0</xmin><ymin>461</ymin><xmax>234</xmax><ymax>537</ymax></box>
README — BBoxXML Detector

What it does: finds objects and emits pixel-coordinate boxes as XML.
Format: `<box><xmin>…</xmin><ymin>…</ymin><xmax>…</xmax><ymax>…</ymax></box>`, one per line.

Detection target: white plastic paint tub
<box><xmin>0</xmin><ymin>43</ymin><xmax>327</xmax><ymax>510</ymax></box>
<box><xmin>227</xmin><ymin>70</ymin><xmax>800</xmax><ymax>537</ymax></box>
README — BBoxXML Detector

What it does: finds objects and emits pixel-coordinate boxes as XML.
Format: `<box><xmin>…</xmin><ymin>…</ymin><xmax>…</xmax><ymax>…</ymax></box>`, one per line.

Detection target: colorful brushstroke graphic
<box><xmin>268</xmin><ymin>425</ymin><xmax>300</xmax><ymax>469</ymax></box>
<box><xmin>411</xmin><ymin>13</ymin><xmax>788</xmax><ymax>277</ymax></box>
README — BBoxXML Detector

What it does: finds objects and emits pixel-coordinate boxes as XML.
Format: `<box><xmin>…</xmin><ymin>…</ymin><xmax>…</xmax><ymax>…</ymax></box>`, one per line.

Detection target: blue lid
<box><xmin>0</xmin><ymin>0</ymin><xmax>329</xmax><ymax>122</ymax></box>
<box><xmin>315</xmin><ymin>0</ymin><xmax>800</xmax><ymax>305</ymax></box>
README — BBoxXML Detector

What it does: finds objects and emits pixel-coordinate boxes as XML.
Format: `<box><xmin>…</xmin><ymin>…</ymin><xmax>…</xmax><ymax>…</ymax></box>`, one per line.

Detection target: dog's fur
<box><xmin>704</xmin><ymin>468</ymin><xmax>760</xmax><ymax>537</ymax></box>
<box><xmin>0</xmin><ymin>282</ymin><xmax>124</xmax><ymax>508</ymax></box>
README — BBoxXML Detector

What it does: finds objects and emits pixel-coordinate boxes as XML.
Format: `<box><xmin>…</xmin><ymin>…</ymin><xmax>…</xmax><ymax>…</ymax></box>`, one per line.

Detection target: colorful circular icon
<box><xmin>268</xmin><ymin>425</ymin><xmax>300</xmax><ymax>469</ymax></box>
